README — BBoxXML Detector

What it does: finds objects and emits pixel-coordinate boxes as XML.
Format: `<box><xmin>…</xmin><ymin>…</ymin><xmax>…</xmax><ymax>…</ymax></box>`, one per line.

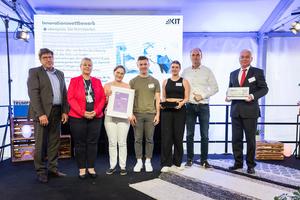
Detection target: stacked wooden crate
<box><xmin>11</xmin><ymin>117</ymin><xmax>72</xmax><ymax>162</ymax></box>
<box><xmin>256</xmin><ymin>140</ymin><xmax>284</xmax><ymax>160</ymax></box>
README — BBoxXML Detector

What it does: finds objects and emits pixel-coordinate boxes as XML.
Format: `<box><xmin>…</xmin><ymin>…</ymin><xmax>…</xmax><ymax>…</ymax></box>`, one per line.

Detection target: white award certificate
<box><xmin>106</xmin><ymin>86</ymin><xmax>135</xmax><ymax>119</ymax></box>
<box><xmin>227</xmin><ymin>87</ymin><xmax>249</xmax><ymax>100</ymax></box>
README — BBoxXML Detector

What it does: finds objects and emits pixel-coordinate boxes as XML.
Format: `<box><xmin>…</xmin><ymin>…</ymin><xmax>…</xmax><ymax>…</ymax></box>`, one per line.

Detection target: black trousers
<box><xmin>160</xmin><ymin>106</ymin><xmax>186</xmax><ymax>167</ymax></box>
<box><xmin>69</xmin><ymin>117</ymin><xmax>102</xmax><ymax>169</ymax></box>
<box><xmin>34</xmin><ymin>106</ymin><xmax>61</xmax><ymax>175</ymax></box>
<box><xmin>232</xmin><ymin>116</ymin><xmax>257</xmax><ymax>168</ymax></box>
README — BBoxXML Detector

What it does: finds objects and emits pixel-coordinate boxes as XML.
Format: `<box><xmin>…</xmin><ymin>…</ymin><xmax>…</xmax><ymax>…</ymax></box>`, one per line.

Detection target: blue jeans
<box><xmin>186</xmin><ymin>103</ymin><xmax>210</xmax><ymax>161</ymax></box>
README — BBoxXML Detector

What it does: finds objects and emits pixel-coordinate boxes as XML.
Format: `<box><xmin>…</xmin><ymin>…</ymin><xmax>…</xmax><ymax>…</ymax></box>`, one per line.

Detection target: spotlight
<box><xmin>294</xmin><ymin>22</ymin><xmax>300</xmax><ymax>30</ymax></box>
<box><xmin>16</xmin><ymin>30</ymin><xmax>30</xmax><ymax>42</ymax></box>
<box><xmin>290</xmin><ymin>27</ymin><xmax>298</xmax><ymax>34</ymax></box>
<box><xmin>15</xmin><ymin>23</ymin><xmax>30</xmax><ymax>42</ymax></box>
<box><xmin>290</xmin><ymin>21</ymin><xmax>300</xmax><ymax>34</ymax></box>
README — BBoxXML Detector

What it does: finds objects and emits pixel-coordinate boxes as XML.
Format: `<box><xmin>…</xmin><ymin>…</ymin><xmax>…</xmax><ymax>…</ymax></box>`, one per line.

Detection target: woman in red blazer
<box><xmin>68</xmin><ymin>57</ymin><xmax>105</xmax><ymax>179</ymax></box>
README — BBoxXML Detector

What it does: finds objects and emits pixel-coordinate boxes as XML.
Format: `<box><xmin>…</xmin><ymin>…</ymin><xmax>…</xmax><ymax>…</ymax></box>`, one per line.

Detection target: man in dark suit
<box><xmin>27</xmin><ymin>48</ymin><xmax>68</xmax><ymax>183</ymax></box>
<box><xmin>226</xmin><ymin>49</ymin><xmax>268</xmax><ymax>174</ymax></box>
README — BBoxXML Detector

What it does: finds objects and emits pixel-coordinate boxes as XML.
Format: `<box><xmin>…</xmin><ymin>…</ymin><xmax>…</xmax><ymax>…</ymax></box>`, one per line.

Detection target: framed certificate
<box><xmin>106</xmin><ymin>86</ymin><xmax>135</xmax><ymax>119</ymax></box>
<box><xmin>227</xmin><ymin>87</ymin><xmax>249</xmax><ymax>100</ymax></box>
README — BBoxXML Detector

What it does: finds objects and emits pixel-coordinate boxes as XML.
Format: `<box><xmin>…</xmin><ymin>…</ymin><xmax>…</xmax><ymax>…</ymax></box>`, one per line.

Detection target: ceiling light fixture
<box><xmin>290</xmin><ymin>21</ymin><xmax>300</xmax><ymax>34</ymax></box>
<box><xmin>15</xmin><ymin>23</ymin><xmax>30</xmax><ymax>42</ymax></box>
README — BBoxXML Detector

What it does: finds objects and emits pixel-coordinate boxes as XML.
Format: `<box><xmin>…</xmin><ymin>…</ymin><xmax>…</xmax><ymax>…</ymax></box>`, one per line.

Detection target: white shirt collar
<box><xmin>240</xmin><ymin>65</ymin><xmax>250</xmax><ymax>72</ymax></box>
<box><xmin>192</xmin><ymin>64</ymin><xmax>202</xmax><ymax>70</ymax></box>
<box><xmin>43</xmin><ymin>66</ymin><xmax>56</xmax><ymax>73</ymax></box>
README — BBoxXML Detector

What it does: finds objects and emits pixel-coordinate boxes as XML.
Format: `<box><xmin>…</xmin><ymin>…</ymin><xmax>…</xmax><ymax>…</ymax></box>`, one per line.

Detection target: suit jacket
<box><xmin>27</xmin><ymin>66</ymin><xmax>68</xmax><ymax>120</ymax></box>
<box><xmin>229</xmin><ymin>66</ymin><xmax>268</xmax><ymax>118</ymax></box>
<box><xmin>67</xmin><ymin>75</ymin><xmax>105</xmax><ymax>118</ymax></box>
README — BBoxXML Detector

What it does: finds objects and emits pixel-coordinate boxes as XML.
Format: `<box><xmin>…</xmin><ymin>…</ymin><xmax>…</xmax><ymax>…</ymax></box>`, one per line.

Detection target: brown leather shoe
<box><xmin>37</xmin><ymin>174</ymin><xmax>48</xmax><ymax>183</ymax></box>
<box><xmin>48</xmin><ymin>170</ymin><xmax>67</xmax><ymax>177</ymax></box>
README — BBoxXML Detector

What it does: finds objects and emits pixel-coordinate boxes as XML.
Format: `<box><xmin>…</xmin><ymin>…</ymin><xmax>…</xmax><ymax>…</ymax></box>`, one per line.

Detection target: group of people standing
<box><xmin>27</xmin><ymin>47</ymin><xmax>268</xmax><ymax>184</ymax></box>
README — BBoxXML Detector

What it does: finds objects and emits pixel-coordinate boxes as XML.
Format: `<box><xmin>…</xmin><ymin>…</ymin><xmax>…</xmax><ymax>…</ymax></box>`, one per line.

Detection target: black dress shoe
<box><xmin>247</xmin><ymin>167</ymin><xmax>255</xmax><ymax>174</ymax></box>
<box><xmin>87</xmin><ymin>171</ymin><xmax>98</xmax><ymax>179</ymax></box>
<box><xmin>201</xmin><ymin>160</ymin><xmax>212</xmax><ymax>169</ymax></box>
<box><xmin>48</xmin><ymin>170</ymin><xmax>67</xmax><ymax>177</ymax></box>
<box><xmin>78</xmin><ymin>174</ymin><xmax>87</xmax><ymax>180</ymax></box>
<box><xmin>228</xmin><ymin>165</ymin><xmax>243</xmax><ymax>171</ymax></box>
<box><xmin>185</xmin><ymin>159</ymin><xmax>193</xmax><ymax>167</ymax></box>
<box><xmin>37</xmin><ymin>174</ymin><xmax>48</xmax><ymax>183</ymax></box>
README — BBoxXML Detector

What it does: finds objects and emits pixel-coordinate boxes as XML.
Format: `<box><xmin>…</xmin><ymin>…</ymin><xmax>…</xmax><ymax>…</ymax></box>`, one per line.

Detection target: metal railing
<box><xmin>0</xmin><ymin>105</ymin><xmax>11</xmax><ymax>162</ymax></box>
<box><xmin>186</xmin><ymin>104</ymin><xmax>299</xmax><ymax>157</ymax></box>
<box><xmin>0</xmin><ymin>104</ymin><xmax>299</xmax><ymax>162</ymax></box>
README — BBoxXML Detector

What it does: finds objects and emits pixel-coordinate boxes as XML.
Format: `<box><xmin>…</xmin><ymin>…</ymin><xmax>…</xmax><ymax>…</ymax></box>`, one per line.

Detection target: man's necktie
<box><xmin>240</xmin><ymin>69</ymin><xmax>247</xmax><ymax>86</ymax></box>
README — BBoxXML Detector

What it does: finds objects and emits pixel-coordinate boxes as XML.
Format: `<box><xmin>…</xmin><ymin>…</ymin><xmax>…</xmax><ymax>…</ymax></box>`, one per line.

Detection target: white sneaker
<box><xmin>170</xmin><ymin>165</ymin><xmax>184</xmax><ymax>172</ymax></box>
<box><xmin>175</xmin><ymin>165</ymin><xmax>185</xmax><ymax>171</ymax></box>
<box><xmin>160</xmin><ymin>166</ymin><xmax>169</xmax><ymax>173</ymax></box>
<box><xmin>133</xmin><ymin>161</ymin><xmax>143</xmax><ymax>172</ymax></box>
<box><xmin>145</xmin><ymin>161</ymin><xmax>153</xmax><ymax>172</ymax></box>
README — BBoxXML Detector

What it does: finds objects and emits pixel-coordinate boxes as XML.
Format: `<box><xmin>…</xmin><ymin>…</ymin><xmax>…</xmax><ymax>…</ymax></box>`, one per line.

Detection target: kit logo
<box><xmin>165</xmin><ymin>18</ymin><xmax>180</xmax><ymax>24</ymax></box>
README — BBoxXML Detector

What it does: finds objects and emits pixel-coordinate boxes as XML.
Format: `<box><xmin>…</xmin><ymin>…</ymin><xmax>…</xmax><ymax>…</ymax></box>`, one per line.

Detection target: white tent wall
<box><xmin>265</xmin><ymin>37</ymin><xmax>300</xmax><ymax>149</ymax></box>
<box><xmin>0</xmin><ymin>33</ymin><xmax>35</xmax><ymax>106</ymax></box>
<box><xmin>0</xmin><ymin>32</ymin><xmax>34</xmax><ymax>159</ymax></box>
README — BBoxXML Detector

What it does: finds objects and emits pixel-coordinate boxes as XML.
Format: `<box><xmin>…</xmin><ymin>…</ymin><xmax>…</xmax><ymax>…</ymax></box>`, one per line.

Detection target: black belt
<box><xmin>52</xmin><ymin>104</ymin><xmax>61</xmax><ymax>108</ymax></box>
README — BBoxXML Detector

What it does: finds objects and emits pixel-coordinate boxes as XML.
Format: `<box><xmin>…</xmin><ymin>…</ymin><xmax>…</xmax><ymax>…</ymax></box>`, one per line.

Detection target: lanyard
<box><xmin>84</xmin><ymin>79</ymin><xmax>92</xmax><ymax>95</ymax></box>
<box><xmin>83</xmin><ymin>79</ymin><xmax>94</xmax><ymax>103</ymax></box>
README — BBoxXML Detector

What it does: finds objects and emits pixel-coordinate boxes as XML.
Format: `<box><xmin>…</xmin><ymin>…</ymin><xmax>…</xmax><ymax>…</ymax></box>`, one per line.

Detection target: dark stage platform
<box><xmin>1</xmin><ymin>154</ymin><xmax>300</xmax><ymax>200</ymax></box>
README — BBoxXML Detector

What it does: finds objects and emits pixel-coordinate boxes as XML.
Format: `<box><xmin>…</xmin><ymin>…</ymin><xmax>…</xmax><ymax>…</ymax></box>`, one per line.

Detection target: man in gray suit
<box><xmin>27</xmin><ymin>48</ymin><xmax>68</xmax><ymax>183</ymax></box>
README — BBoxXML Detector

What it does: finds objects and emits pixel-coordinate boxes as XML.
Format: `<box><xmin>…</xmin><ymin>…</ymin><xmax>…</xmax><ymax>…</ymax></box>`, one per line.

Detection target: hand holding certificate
<box><xmin>106</xmin><ymin>86</ymin><xmax>135</xmax><ymax>119</ymax></box>
<box><xmin>227</xmin><ymin>87</ymin><xmax>249</xmax><ymax>100</ymax></box>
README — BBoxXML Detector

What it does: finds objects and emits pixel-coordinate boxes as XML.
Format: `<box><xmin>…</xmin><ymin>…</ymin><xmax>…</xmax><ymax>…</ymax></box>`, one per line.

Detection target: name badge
<box><xmin>176</xmin><ymin>82</ymin><xmax>183</xmax><ymax>87</ymax></box>
<box><xmin>86</xmin><ymin>95</ymin><xmax>94</xmax><ymax>103</ymax></box>
<box><xmin>148</xmin><ymin>83</ymin><xmax>155</xmax><ymax>89</ymax></box>
<box><xmin>248</xmin><ymin>77</ymin><xmax>256</xmax><ymax>83</ymax></box>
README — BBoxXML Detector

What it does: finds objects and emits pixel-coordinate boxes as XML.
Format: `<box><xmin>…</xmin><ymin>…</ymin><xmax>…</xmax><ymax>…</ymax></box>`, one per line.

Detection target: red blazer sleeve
<box><xmin>67</xmin><ymin>77</ymin><xmax>85</xmax><ymax>117</ymax></box>
<box><xmin>92</xmin><ymin>77</ymin><xmax>106</xmax><ymax>118</ymax></box>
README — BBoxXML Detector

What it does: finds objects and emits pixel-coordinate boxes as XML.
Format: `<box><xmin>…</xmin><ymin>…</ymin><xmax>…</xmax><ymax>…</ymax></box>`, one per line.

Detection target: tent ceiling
<box><xmin>1</xmin><ymin>0</ymin><xmax>300</xmax><ymax>32</ymax></box>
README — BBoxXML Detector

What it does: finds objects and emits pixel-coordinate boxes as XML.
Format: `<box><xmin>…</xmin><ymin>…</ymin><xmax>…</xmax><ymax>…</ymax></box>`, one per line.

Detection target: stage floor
<box><xmin>0</xmin><ymin>154</ymin><xmax>299</xmax><ymax>200</ymax></box>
